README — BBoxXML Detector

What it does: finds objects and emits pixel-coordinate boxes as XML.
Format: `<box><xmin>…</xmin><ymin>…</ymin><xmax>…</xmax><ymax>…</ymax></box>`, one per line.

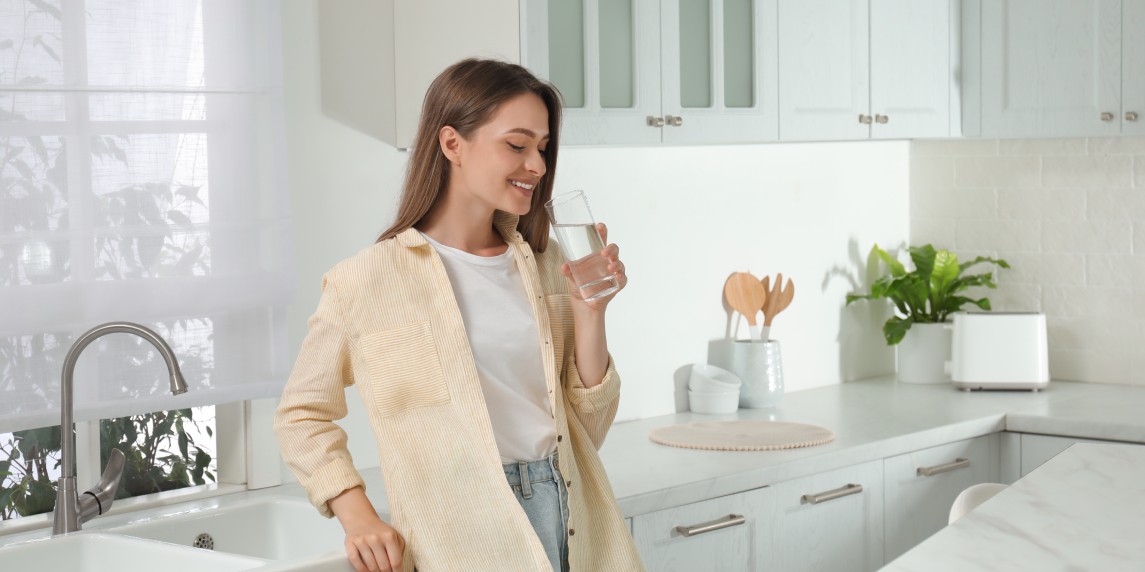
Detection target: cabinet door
<box><xmin>883</xmin><ymin>435</ymin><xmax>999</xmax><ymax>563</ymax></box>
<box><xmin>521</xmin><ymin>0</ymin><xmax>662</xmax><ymax>145</ymax></box>
<box><xmin>869</xmin><ymin>0</ymin><xmax>951</xmax><ymax>139</ymax></box>
<box><xmin>771</xmin><ymin>459</ymin><xmax>884</xmax><ymax>572</ymax></box>
<box><xmin>633</xmin><ymin>486</ymin><xmax>772</xmax><ymax>571</ymax></box>
<box><xmin>980</xmin><ymin>0</ymin><xmax>1122</xmax><ymax>137</ymax></box>
<box><xmin>1019</xmin><ymin>434</ymin><xmax>1112</xmax><ymax>476</ymax></box>
<box><xmin>1124</xmin><ymin>0</ymin><xmax>1145</xmax><ymax>135</ymax></box>
<box><xmin>778</xmin><ymin>0</ymin><xmax>871</xmax><ymax>141</ymax></box>
<box><xmin>660</xmin><ymin>0</ymin><xmax>779</xmax><ymax>144</ymax></box>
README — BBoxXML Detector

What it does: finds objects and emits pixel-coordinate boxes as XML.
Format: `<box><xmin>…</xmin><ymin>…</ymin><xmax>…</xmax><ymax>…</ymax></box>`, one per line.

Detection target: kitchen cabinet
<box><xmin>1019</xmin><ymin>434</ymin><xmax>1117</xmax><ymax>476</ymax></box>
<box><xmin>777</xmin><ymin>0</ymin><xmax>955</xmax><ymax>141</ymax></box>
<box><xmin>317</xmin><ymin>0</ymin><xmax>519</xmax><ymax>149</ymax></box>
<box><xmin>770</xmin><ymin>459</ymin><xmax>884</xmax><ymax>572</ymax></box>
<box><xmin>882</xmin><ymin>434</ymin><xmax>999</xmax><ymax>563</ymax></box>
<box><xmin>632</xmin><ymin>486</ymin><xmax>772</xmax><ymax>571</ymax></box>
<box><xmin>963</xmin><ymin>0</ymin><xmax>1145</xmax><ymax>138</ymax></box>
<box><xmin>521</xmin><ymin>0</ymin><xmax>779</xmax><ymax>145</ymax></box>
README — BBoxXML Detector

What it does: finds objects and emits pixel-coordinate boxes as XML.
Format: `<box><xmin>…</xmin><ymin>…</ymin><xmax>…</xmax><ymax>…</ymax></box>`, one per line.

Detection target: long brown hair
<box><xmin>377</xmin><ymin>58</ymin><xmax>562</xmax><ymax>252</ymax></box>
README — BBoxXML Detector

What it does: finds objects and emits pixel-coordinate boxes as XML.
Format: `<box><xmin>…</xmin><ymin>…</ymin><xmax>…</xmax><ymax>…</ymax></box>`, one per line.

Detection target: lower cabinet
<box><xmin>632</xmin><ymin>486</ymin><xmax>772</xmax><ymax>571</ymax></box>
<box><xmin>1019</xmin><ymin>434</ymin><xmax>1119</xmax><ymax>476</ymax></box>
<box><xmin>769</xmin><ymin>459</ymin><xmax>884</xmax><ymax>572</ymax></box>
<box><xmin>882</xmin><ymin>434</ymin><xmax>999</xmax><ymax>562</ymax></box>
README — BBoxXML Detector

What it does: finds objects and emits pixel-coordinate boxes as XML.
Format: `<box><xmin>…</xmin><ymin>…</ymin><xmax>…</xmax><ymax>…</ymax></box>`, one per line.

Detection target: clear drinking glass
<box><xmin>545</xmin><ymin>190</ymin><xmax>620</xmax><ymax>301</ymax></box>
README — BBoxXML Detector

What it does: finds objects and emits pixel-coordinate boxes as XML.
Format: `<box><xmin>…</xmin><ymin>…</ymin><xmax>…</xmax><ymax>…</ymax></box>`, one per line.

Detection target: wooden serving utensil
<box><xmin>724</xmin><ymin>272</ymin><xmax>767</xmax><ymax>340</ymax></box>
<box><xmin>760</xmin><ymin>274</ymin><xmax>795</xmax><ymax>340</ymax></box>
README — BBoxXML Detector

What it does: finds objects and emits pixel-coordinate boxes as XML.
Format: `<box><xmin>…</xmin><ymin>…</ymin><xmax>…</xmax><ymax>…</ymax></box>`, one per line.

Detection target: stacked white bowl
<box><xmin>687</xmin><ymin>364</ymin><xmax>742</xmax><ymax>414</ymax></box>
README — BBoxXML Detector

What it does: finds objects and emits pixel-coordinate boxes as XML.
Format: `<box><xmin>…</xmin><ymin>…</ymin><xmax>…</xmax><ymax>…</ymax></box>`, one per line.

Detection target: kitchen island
<box><xmin>882</xmin><ymin>442</ymin><xmax>1145</xmax><ymax>571</ymax></box>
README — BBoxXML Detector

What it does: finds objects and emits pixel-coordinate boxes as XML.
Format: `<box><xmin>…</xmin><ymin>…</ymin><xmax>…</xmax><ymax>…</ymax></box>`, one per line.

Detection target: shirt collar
<box><xmin>395</xmin><ymin>210</ymin><xmax>526</xmax><ymax>248</ymax></box>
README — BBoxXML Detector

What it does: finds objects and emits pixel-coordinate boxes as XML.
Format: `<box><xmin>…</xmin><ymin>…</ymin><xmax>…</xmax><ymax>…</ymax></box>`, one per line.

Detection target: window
<box><xmin>0</xmin><ymin>0</ymin><xmax>288</xmax><ymax>521</ymax></box>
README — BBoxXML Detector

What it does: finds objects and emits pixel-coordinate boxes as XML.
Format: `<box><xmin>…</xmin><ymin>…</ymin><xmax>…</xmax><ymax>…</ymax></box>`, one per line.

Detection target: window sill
<box><xmin>0</xmin><ymin>482</ymin><xmax>246</xmax><ymax>539</ymax></box>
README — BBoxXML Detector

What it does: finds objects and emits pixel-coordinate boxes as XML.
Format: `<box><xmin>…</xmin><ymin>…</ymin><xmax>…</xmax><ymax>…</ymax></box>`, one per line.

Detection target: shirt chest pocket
<box><xmin>359</xmin><ymin>322</ymin><xmax>451</xmax><ymax>417</ymax></box>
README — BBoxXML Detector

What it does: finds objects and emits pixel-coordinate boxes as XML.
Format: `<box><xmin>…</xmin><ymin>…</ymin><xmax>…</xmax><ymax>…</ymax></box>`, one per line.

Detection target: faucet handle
<box><xmin>78</xmin><ymin>448</ymin><xmax>125</xmax><ymax>522</ymax></box>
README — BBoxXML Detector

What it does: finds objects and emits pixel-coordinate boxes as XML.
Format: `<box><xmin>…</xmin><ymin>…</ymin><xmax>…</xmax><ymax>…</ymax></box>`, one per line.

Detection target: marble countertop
<box><xmin>601</xmin><ymin>377</ymin><xmax>1145</xmax><ymax>517</ymax></box>
<box><xmin>882</xmin><ymin>442</ymin><xmax>1145</xmax><ymax>571</ymax></box>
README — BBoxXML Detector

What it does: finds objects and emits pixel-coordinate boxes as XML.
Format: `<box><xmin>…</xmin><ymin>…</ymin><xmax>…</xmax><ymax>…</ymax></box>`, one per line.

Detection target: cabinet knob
<box><xmin>858</xmin><ymin>114</ymin><xmax>873</xmax><ymax>125</ymax></box>
<box><xmin>1101</xmin><ymin>112</ymin><xmax>1115</xmax><ymax>122</ymax></box>
<box><xmin>665</xmin><ymin>115</ymin><xmax>684</xmax><ymax>127</ymax></box>
<box><xmin>1127</xmin><ymin>111</ymin><xmax>1140</xmax><ymax>122</ymax></box>
<box><xmin>875</xmin><ymin>114</ymin><xmax>889</xmax><ymax>124</ymax></box>
<box><xmin>646</xmin><ymin>115</ymin><xmax>665</xmax><ymax>128</ymax></box>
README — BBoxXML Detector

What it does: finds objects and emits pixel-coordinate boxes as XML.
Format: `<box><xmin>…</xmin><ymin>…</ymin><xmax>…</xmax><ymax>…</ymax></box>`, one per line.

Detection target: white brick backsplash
<box><xmin>910</xmin><ymin>187</ymin><xmax>996</xmax><ymax>218</ymax></box>
<box><xmin>1088</xmin><ymin>137</ymin><xmax>1145</xmax><ymax>155</ymax></box>
<box><xmin>1050</xmin><ymin>349</ymin><xmax>1131</xmax><ymax>384</ymax></box>
<box><xmin>1000</xmin><ymin>138</ymin><xmax>1087</xmax><ymax>155</ymax></box>
<box><xmin>1044</xmin><ymin>286</ymin><xmax>1132</xmax><ymax>318</ymax></box>
<box><xmin>910</xmin><ymin>218</ymin><xmax>955</xmax><ymax>248</ymax></box>
<box><xmin>912</xmin><ymin>139</ymin><xmax>999</xmax><ymax>157</ymax></box>
<box><xmin>1087</xmin><ymin>189</ymin><xmax>1145</xmax><ymax>220</ymax></box>
<box><xmin>955</xmin><ymin>156</ymin><xmax>1041</xmax><ymax>188</ymax></box>
<box><xmin>909</xmin><ymin>138</ymin><xmax>1145</xmax><ymax>385</ymax></box>
<box><xmin>1041</xmin><ymin>220</ymin><xmax>1132</xmax><ymax>254</ymax></box>
<box><xmin>997</xmin><ymin>252</ymin><xmax>1085</xmax><ymax>285</ymax></box>
<box><xmin>997</xmin><ymin>188</ymin><xmax>1085</xmax><ymax>220</ymax></box>
<box><xmin>910</xmin><ymin>155</ymin><xmax>956</xmax><ymax>189</ymax></box>
<box><xmin>987</xmin><ymin>282</ymin><xmax>1042</xmax><ymax>312</ymax></box>
<box><xmin>1042</xmin><ymin>156</ymin><xmax>1133</xmax><ymax>188</ymax></box>
<box><xmin>955</xmin><ymin>219</ymin><xmax>1041</xmax><ymax>251</ymax></box>
<box><xmin>1084</xmin><ymin>255</ymin><xmax>1133</xmax><ymax>289</ymax></box>
<box><xmin>1047</xmin><ymin>316</ymin><xmax>1136</xmax><ymax>353</ymax></box>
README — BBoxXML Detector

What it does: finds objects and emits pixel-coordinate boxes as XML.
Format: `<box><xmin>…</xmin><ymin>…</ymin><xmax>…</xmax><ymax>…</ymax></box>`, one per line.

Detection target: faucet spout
<box><xmin>52</xmin><ymin>322</ymin><xmax>187</xmax><ymax>535</ymax></box>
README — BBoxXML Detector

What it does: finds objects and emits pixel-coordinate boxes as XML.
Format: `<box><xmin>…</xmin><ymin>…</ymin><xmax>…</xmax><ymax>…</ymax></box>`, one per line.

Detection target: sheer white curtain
<box><xmin>0</xmin><ymin>0</ymin><xmax>291</xmax><ymax>432</ymax></box>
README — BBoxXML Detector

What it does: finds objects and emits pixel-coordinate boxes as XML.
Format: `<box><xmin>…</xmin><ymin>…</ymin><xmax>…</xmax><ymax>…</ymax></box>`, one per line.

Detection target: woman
<box><xmin>274</xmin><ymin>59</ymin><xmax>644</xmax><ymax>572</ymax></box>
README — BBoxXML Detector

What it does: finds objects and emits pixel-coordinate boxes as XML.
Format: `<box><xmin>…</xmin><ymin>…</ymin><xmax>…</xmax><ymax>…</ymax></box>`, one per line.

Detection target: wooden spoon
<box><xmin>724</xmin><ymin>272</ymin><xmax>767</xmax><ymax>340</ymax></box>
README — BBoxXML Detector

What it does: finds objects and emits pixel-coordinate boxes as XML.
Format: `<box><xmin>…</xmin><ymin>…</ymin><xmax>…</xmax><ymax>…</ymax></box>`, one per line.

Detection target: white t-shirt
<box><xmin>421</xmin><ymin>232</ymin><xmax>558</xmax><ymax>463</ymax></box>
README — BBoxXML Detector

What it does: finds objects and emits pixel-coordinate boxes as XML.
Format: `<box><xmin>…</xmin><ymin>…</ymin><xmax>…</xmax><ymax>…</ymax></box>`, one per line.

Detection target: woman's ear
<box><xmin>439</xmin><ymin>125</ymin><xmax>462</xmax><ymax>166</ymax></box>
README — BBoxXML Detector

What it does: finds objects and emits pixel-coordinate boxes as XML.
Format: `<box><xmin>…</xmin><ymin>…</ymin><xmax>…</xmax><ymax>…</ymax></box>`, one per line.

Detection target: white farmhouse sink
<box><xmin>0</xmin><ymin>532</ymin><xmax>267</xmax><ymax>571</ymax></box>
<box><xmin>108</xmin><ymin>496</ymin><xmax>346</xmax><ymax>562</ymax></box>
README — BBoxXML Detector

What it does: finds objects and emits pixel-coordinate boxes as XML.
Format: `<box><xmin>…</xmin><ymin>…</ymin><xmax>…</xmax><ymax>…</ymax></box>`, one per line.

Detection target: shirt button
<box><xmin>566</xmin><ymin>480</ymin><xmax>571</xmax><ymax>488</ymax></box>
<box><xmin>557</xmin><ymin>435</ymin><xmax>563</xmax><ymax>442</ymax></box>
<box><xmin>568</xmin><ymin>528</ymin><xmax>575</xmax><ymax>536</ymax></box>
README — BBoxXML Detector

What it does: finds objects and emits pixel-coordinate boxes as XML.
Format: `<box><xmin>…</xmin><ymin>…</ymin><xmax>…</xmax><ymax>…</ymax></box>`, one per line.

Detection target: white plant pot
<box><xmin>896</xmin><ymin>322</ymin><xmax>952</xmax><ymax>384</ymax></box>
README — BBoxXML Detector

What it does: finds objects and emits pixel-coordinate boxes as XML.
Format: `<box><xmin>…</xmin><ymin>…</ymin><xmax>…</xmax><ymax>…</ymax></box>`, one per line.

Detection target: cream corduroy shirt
<box><xmin>273</xmin><ymin>212</ymin><xmax>645</xmax><ymax>571</ymax></box>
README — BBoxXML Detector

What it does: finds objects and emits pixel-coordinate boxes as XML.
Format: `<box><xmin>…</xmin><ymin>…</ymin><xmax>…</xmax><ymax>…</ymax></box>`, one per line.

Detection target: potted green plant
<box><xmin>846</xmin><ymin>244</ymin><xmax>1009</xmax><ymax>383</ymax></box>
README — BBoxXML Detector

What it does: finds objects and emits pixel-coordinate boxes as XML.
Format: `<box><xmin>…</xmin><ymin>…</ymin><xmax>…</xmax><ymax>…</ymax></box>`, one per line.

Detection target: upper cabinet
<box><xmin>522</xmin><ymin>0</ymin><xmax>780</xmax><ymax>145</ymax></box>
<box><xmin>778</xmin><ymin>0</ymin><xmax>955</xmax><ymax>141</ymax></box>
<box><xmin>963</xmin><ymin>0</ymin><xmax>1145</xmax><ymax>138</ymax></box>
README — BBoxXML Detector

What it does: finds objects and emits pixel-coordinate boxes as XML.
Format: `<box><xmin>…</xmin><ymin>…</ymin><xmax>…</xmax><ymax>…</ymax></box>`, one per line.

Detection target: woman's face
<box><xmin>447</xmin><ymin>92</ymin><xmax>550</xmax><ymax>217</ymax></box>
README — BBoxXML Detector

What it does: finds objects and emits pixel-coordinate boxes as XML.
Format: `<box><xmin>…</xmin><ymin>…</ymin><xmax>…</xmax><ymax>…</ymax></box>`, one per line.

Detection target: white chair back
<box><xmin>948</xmin><ymin>483</ymin><xmax>1008</xmax><ymax>524</ymax></box>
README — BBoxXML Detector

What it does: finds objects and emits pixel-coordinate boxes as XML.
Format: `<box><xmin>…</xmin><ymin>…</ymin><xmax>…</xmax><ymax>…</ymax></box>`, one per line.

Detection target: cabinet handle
<box><xmin>858</xmin><ymin>114</ymin><xmax>873</xmax><ymax>125</ymax></box>
<box><xmin>673</xmin><ymin>514</ymin><xmax>746</xmax><ymax>537</ymax></box>
<box><xmin>801</xmin><ymin>483</ymin><xmax>863</xmax><ymax>505</ymax></box>
<box><xmin>875</xmin><ymin>114</ymin><xmax>889</xmax><ymax>124</ymax></box>
<box><xmin>1127</xmin><ymin>111</ymin><xmax>1139</xmax><ymax>122</ymax></box>
<box><xmin>647</xmin><ymin>115</ymin><xmax>665</xmax><ymax>127</ymax></box>
<box><xmin>665</xmin><ymin>115</ymin><xmax>683</xmax><ymax>127</ymax></box>
<box><xmin>1101</xmin><ymin>112</ymin><xmax>1115</xmax><ymax>122</ymax></box>
<box><xmin>917</xmin><ymin>458</ymin><xmax>971</xmax><ymax>477</ymax></box>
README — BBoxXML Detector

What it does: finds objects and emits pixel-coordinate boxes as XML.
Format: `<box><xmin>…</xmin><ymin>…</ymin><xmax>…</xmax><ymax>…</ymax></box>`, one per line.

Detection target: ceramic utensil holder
<box><xmin>728</xmin><ymin>340</ymin><xmax>784</xmax><ymax>408</ymax></box>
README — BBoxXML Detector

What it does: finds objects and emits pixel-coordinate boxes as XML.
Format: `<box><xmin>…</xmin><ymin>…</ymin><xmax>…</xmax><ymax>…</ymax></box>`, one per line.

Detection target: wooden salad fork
<box><xmin>759</xmin><ymin>273</ymin><xmax>795</xmax><ymax>340</ymax></box>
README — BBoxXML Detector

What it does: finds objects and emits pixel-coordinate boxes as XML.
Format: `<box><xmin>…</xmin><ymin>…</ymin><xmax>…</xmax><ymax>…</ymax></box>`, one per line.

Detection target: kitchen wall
<box><xmin>278</xmin><ymin>1</ymin><xmax>908</xmax><ymax>477</ymax></box>
<box><xmin>911</xmin><ymin>138</ymin><xmax>1145</xmax><ymax>386</ymax></box>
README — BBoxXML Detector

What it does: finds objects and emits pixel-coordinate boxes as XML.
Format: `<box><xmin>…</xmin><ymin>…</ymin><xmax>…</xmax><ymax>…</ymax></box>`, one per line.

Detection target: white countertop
<box><xmin>882</xmin><ymin>442</ymin><xmax>1145</xmax><ymax>571</ymax></box>
<box><xmin>600</xmin><ymin>377</ymin><xmax>1145</xmax><ymax>517</ymax></box>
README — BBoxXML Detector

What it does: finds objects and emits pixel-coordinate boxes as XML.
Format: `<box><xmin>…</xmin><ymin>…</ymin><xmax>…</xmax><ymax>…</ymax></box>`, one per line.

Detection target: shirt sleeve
<box><xmin>564</xmin><ymin>351</ymin><xmax>622</xmax><ymax>450</ymax></box>
<box><xmin>273</xmin><ymin>274</ymin><xmax>366</xmax><ymax>518</ymax></box>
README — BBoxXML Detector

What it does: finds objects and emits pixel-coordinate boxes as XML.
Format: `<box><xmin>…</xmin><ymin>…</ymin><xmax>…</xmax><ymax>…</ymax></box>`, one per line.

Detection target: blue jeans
<box><xmin>503</xmin><ymin>452</ymin><xmax>570</xmax><ymax>572</ymax></box>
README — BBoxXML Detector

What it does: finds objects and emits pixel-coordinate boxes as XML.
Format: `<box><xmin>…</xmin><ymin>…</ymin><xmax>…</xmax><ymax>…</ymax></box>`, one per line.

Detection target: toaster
<box><xmin>950</xmin><ymin>312</ymin><xmax>1050</xmax><ymax>391</ymax></box>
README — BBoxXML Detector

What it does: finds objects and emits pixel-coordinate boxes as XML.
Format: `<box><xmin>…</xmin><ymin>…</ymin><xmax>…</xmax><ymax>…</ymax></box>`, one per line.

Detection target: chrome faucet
<box><xmin>52</xmin><ymin>322</ymin><xmax>187</xmax><ymax>534</ymax></box>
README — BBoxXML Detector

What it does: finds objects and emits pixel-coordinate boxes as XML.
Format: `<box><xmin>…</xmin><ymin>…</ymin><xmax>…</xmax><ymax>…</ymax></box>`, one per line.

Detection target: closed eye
<box><xmin>508</xmin><ymin>143</ymin><xmax>525</xmax><ymax>152</ymax></box>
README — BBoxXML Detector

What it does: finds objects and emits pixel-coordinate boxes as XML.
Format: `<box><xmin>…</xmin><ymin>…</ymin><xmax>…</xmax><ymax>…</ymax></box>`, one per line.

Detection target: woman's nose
<box><xmin>526</xmin><ymin>149</ymin><xmax>546</xmax><ymax>177</ymax></box>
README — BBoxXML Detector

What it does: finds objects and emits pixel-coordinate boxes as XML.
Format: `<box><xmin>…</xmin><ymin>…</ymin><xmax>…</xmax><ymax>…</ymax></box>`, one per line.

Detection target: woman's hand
<box><xmin>330</xmin><ymin>487</ymin><xmax>406</xmax><ymax>572</ymax></box>
<box><xmin>560</xmin><ymin>222</ymin><xmax>628</xmax><ymax>311</ymax></box>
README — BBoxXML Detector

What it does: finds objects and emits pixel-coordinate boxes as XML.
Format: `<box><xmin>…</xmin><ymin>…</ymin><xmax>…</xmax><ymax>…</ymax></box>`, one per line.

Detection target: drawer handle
<box><xmin>801</xmin><ymin>483</ymin><xmax>863</xmax><ymax>505</ymax></box>
<box><xmin>673</xmin><ymin>514</ymin><xmax>746</xmax><ymax>537</ymax></box>
<box><xmin>917</xmin><ymin>458</ymin><xmax>970</xmax><ymax>477</ymax></box>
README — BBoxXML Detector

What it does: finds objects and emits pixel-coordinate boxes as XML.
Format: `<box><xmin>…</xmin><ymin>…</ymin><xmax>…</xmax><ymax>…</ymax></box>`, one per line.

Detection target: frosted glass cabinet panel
<box><xmin>979</xmin><ymin>0</ymin><xmax>1122</xmax><ymax>137</ymax></box>
<box><xmin>660</xmin><ymin>0</ymin><xmax>779</xmax><ymax>144</ymax></box>
<box><xmin>522</xmin><ymin>0</ymin><xmax>778</xmax><ymax>145</ymax></box>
